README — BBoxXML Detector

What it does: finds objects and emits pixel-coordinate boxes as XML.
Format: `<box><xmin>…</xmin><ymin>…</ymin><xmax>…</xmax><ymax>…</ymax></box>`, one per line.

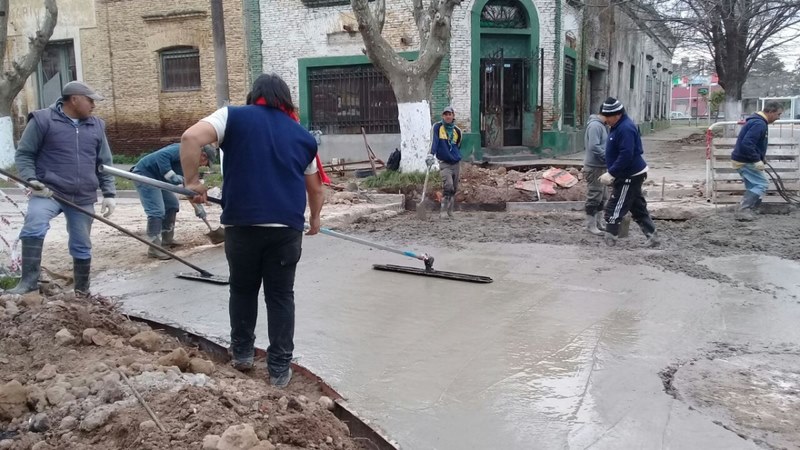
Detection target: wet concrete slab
<box><xmin>96</xmin><ymin>237</ymin><xmax>800</xmax><ymax>449</ymax></box>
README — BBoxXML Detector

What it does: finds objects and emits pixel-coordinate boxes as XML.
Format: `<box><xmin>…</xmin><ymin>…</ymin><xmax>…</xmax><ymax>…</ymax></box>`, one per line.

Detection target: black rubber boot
<box><xmin>8</xmin><ymin>238</ymin><xmax>44</xmax><ymax>294</ymax></box>
<box><xmin>161</xmin><ymin>208</ymin><xmax>180</xmax><ymax>247</ymax></box>
<box><xmin>73</xmin><ymin>258</ymin><xmax>91</xmax><ymax>296</ymax></box>
<box><xmin>146</xmin><ymin>217</ymin><xmax>171</xmax><ymax>260</ymax></box>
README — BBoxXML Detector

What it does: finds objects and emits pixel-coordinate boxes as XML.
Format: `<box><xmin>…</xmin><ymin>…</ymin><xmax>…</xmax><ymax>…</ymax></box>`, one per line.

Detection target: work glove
<box><xmin>730</xmin><ymin>161</ymin><xmax>746</xmax><ymax>170</ymax></box>
<box><xmin>754</xmin><ymin>161</ymin><xmax>765</xmax><ymax>171</ymax></box>
<box><xmin>599</xmin><ymin>172</ymin><xmax>615</xmax><ymax>186</ymax></box>
<box><xmin>193</xmin><ymin>204</ymin><xmax>207</xmax><ymax>219</ymax></box>
<box><xmin>425</xmin><ymin>154</ymin><xmax>435</xmax><ymax>168</ymax></box>
<box><xmin>100</xmin><ymin>197</ymin><xmax>116</xmax><ymax>218</ymax></box>
<box><xmin>28</xmin><ymin>180</ymin><xmax>53</xmax><ymax>198</ymax></box>
<box><xmin>164</xmin><ymin>170</ymin><xmax>184</xmax><ymax>185</ymax></box>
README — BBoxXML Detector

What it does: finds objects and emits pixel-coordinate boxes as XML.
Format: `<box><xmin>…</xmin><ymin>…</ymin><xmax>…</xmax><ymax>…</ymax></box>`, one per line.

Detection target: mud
<box><xmin>343</xmin><ymin>207</ymin><xmax>800</xmax><ymax>286</ymax></box>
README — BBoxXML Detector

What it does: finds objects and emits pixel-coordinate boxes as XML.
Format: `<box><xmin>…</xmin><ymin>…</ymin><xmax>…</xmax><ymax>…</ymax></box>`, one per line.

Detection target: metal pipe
<box><xmin>99</xmin><ymin>165</ymin><xmax>221</xmax><ymax>205</ymax></box>
<box><xmin>319</xmin><ymin>227</ymin><xmax>430</xmax><ymax>263</ymax></box>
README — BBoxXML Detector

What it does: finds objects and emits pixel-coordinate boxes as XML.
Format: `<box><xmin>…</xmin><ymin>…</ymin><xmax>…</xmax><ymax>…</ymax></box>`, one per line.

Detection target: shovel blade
<box><xmin>205</xmin><ymin>227</ymin><xmax>225</xmax><ymax>245</ymax></box>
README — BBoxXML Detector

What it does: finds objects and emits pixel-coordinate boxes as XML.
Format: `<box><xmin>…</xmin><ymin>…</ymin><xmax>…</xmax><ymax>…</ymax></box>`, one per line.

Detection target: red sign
<box><xmin>711</xmin><ymin>73</ymin><xmax>719</xmax><ymax>84</ymax></box>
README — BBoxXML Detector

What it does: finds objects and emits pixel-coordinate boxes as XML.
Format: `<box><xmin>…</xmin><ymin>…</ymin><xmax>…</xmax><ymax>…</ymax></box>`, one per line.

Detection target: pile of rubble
<box><xmin>0</xmin><ymin>290</ymin><xmax>365</xmax><ymax>450</ymax></box>
<box><xmin>453</xmin><ymin>165</ymin><xmax>587</xmax><ymax>204</ymax></box>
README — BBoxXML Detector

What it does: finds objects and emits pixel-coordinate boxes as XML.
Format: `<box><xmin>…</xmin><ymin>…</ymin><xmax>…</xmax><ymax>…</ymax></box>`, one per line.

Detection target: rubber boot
<box><xmin>595</xmin><ymin>212</ymin><xmax>607</xmax><ymax>231</ymax></box>
<box><xmin>73</xmin><ymin>258</ymin><xmax>91</xmax><ymax>296</ymax></box>
<box><xmin>440</xmin><ymin>197</ymin><xmax>448</xmax><ymax>220</ymax></box>
<box><xmin>585</xmin><ymin>214</ymin><xmax>603</xmax><ymax>235</ymax></box>
<box><xmin>146</xmin><ymin>217</ymin><xmax>171</xmax><ymax>260</ymax></box>
<box><xmin>603</xmin><ymin>232</ymin><xmax>618</xmax><ymax>247</ymax></box>
<box><xmin>637</xmin><ymin>216</ymin><xmax>659</xmax><ymax>247</ymax></box>
<box><xmin>447</xmin><ymin>196</ymin><xmax>455</xmax><ymax>218</ymax></box>
<box><xmin>735</xmin><ymin>191</ymin><xmax>759</xmax><ymax>222</ymax></box>
<box><xmin>161</xmin><ymin>208</ymin><xmax>181</xmax><ymax>248</ymax></box>
<box><xmin>7</xmin><ymin>238</ymin><xmax>43</xmax><ymax>294</ymax></box>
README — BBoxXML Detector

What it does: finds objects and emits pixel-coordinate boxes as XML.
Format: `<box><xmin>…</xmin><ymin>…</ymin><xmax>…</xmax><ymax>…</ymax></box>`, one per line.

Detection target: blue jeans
<box><xmin>736</xmin><ymin>164</ymin><xmax>768</xmax><ymax>197</ymax></box>
<box><xmin>134</xmin><ymin>181</ymin><xmax>180</xmax><ymax>219</ymax></box>
<box><xmin>19</xmin><ymin>197</ymin><xmax>94</xmax><ymax>259</ymax></box>
<box><xmin>226</xmin><ymin>226</ymin><xmax>302</xmax><ymax>378</ymax></box>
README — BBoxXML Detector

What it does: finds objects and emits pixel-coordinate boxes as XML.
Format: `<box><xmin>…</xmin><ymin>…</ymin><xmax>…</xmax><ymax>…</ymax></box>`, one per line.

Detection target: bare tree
<box><xmin>650</xmin><ymin>0</ymin><xmax>800</xmax><ymax>118</ymax></box>
<box><xmin>351</xmin><ymin>0</ymin><xmax>462</xmax><ymax>172</ymax></box>
<box><xmin>0</xmin><ymin>0</ymin><xmax>58</xmax><ymax>168</ymax></box>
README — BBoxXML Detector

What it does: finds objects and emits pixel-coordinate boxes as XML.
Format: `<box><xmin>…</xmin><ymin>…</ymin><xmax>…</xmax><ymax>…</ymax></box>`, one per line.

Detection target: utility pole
<box><xmin>210</xmin><ymin>0</ymin><xmax>230</xmax><ymax>107</ymax></box>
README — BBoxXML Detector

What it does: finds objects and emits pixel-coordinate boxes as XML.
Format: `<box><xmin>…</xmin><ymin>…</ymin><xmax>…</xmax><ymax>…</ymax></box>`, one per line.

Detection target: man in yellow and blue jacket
<box><xmin>427</xmin><ymin>106</ymin><xmax>463</xmax><ymax>219</ymax></box>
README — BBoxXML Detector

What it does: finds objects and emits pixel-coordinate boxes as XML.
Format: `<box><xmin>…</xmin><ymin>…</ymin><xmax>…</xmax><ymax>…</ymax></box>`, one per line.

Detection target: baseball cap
<box><xmin>62</xmin><ymin>81</ymin><xmax>105</xmax><ymax>101</ymax></box>
<box><xmin>442</xmin><ymin>106</ymin><xmax>455</xmax><ymax>114</ymax></box>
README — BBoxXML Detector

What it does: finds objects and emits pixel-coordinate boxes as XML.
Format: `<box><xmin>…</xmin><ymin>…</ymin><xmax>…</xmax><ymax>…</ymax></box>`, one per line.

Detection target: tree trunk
<box><xmin>721</xmin><ymin>79</ymin><xmax>744</xmax><ymax>121</ymax></box>
<box><xmin>0</xmin><ymin>0</ymin><xmax>58</xmax><ymax>169</ymax></box>
<box><xmin>388</xmin><ymin>67</ymin><xmax>437</xmax><ymax>173</ymax></box>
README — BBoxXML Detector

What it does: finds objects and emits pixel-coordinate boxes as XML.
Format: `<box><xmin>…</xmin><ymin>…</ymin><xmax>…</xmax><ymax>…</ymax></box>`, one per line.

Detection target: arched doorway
<box><xmin>471</xmin><ymin>0</ymin><xmax>540</xmax><ymax>150</ymax></box>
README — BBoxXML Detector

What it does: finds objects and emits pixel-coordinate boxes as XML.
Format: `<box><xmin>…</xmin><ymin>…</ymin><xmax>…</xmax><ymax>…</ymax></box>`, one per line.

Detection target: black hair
<box><xmin>763</xmin><ymin>101</ymin><xmax>784</xmax><ymax>114</ymax></box>
<box><xmin>249</xmin><ymin>73</ymin><xmax>294</xmax><ymax>111</ymax></box>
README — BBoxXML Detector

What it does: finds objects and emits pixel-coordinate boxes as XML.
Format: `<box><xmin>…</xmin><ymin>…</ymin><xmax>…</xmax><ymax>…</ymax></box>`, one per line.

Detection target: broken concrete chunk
<box><xmin>35</xmin><ymin>364</ymin><xmax>58</xmax><ymax>382</ymax></box>
<box><xmin>81</xmin><ymin>328</ymin><xmax>98</xmax><ymax>345</ymax></box>
<box><xmin>188</xmin><ymin>358</ymin><xmax>215</xmax><ymax>375</ymax></box>
<box><xmin>129</xmin><ymin>330</ymin><xmax>163</xmax><ymax>352</ymax></box>
<box><xmin>157</xmin><ymin>348</ymin><xmax>190</xmax><ymax>371</ymax></box>
<box><xmin>55</xmin><ymin>328</ymin><xmax>75</xmax><ymax>346</ymax></box>
<box><xmin>0</xmin><ymin>380</ymin><xmax>29</xmax><ymax>420</ymax></box>
<box><xmin>217</xmin><ymin>423</ymin><xmax>259</xmax><ymax>450</ymax></box>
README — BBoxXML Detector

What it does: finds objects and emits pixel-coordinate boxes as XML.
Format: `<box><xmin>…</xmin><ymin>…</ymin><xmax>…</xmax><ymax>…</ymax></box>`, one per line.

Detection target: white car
<box><xmin>670</xmin><ymin>111</ymin><xmax>690</xmax><ymax>119</ymax></box>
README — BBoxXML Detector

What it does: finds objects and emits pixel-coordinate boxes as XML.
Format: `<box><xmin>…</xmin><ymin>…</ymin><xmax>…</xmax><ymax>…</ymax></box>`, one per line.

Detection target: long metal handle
<box><xmin>319</xmin><ymin>227</ymin><xmax>429</xmax><ymax>262</ymax></box>
<box><xmin>0</xmin><ymin>167</ymin><xmax>216</xmax><ymax>278</ymax></box>
<box><xmin>100</xmin><ymin>165</ymin><xmax>222</xmax><ymax>205</ymax></box>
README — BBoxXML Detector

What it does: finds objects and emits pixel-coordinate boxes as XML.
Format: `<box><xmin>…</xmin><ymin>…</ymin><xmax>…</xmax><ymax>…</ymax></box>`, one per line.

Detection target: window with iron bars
<box><xmin>302</xmin><ymin>0</ymin><xmax>373</xmax><ymax>6</ymax></box>
<box><xmin>308</xmin><ymin>65</ymin><xmax>399</xmax><ymax>134</ymax></box>
<box><xmin>160</xmin><ymin>47</ymin><xmax>201</xmax><ymax>92</ymax></box>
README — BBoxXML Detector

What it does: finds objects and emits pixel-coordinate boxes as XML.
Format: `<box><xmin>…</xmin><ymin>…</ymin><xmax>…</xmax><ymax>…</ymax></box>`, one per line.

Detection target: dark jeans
<box><xmin>604</xmin><ymin>173</ymin><xmax>656</xmax><ymax>237</ymax></box>
<box><xmin>226</xmin><ymin>226</ymin><xmax>303</xmax><ymax>377</ymax></box>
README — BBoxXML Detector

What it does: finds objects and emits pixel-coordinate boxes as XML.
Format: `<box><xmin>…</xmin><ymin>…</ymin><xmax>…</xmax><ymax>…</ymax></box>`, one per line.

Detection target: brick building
<box><xmin>258</xmin><ymin>0</ymin><xmax>675</xmax><ymax>161</ymax></box>
<box><xmin>6</xmin><ymin>0</ymin><xmax>254</xmax><ymax>156</ymax></box>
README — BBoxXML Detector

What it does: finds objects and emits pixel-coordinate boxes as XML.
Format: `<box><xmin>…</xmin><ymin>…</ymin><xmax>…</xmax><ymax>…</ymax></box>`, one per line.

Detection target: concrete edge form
<box><xmin>127</xmin><ymin>314</ymin><xmax>401</xmax><ymax>450</ymax></box>
<box><xmin>506</xmin><ymin>201</ymin><xmax>586</xmax><ymax>211</ymax></box>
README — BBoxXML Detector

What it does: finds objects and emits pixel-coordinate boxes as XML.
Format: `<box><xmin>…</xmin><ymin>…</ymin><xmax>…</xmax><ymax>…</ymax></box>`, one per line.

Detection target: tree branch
<box><xmin>351</xmin><ymin>0</ymin><xmax>406</xmax><ymax>75</ymax></box>
<box><xmin>0</xmin><ymin>0</ymin><xmax>58</xmax><ymax>99</ymax></box>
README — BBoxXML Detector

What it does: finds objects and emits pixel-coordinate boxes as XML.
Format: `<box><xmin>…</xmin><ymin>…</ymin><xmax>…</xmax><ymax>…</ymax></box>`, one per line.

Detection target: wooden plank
<box><xmin>714</xmin><ymin>172</ymin><xmax>800</xmax><ymax>181</ymax></box>
<box><xmin>713</xmin><ymin>149</ymin><xmax>800</xmax><ymax>157</ymax></box>
<box><xmin>712</xmin><ymin>162</ymin><xmax>800</xmax><ymax>171</ymax></box>
<box><xmin>714</xmin><ymin>182</ymin><xmax>800</xmax><ymax>192</ymax></box>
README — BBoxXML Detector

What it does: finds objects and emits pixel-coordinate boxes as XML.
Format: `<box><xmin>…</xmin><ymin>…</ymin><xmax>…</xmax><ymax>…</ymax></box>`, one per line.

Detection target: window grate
<box><xmin>308</xmin><ymin>65</ymin><xmax>399</xmax><ymax>134</ymax></box>
<box><xmin>161</xmin><ymin>48</ymin><xmax>201</xmax><ymax>92</ymax></box>
<box><xmin>563</xmin><ymin>56</ymin><xmax>576</xmax><ymax>126</ymax></box>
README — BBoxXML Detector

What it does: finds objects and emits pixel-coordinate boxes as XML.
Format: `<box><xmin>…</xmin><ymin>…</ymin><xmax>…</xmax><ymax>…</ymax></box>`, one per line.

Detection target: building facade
<box><xmin>258</xmin><ymin>0</ymin><xmax>674</xmax><ymax>162</ymax></box>
<box><xmin>6</xmin><ymin>0</ymin><xmax>253</xmax><ymax>155</ymax></box>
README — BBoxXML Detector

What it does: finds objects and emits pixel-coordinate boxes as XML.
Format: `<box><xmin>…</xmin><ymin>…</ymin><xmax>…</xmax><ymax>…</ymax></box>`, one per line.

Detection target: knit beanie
<box><xmin>600</xmin><ymin>97</ymin><xmax>624</xmax><ymax>116</ymax></box>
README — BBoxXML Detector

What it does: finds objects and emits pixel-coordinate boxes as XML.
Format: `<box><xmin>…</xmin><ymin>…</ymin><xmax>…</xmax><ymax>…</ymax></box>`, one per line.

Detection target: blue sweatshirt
<box><xmin>605</xmin><ymin>114</ymin><xmax>647</xmax><ymax>179</ymax></box>
<box><xmin>731</xmin><ymin>113</ymin><xmax>769</xmax><ymax>163</ymax></box>
<box><xmin>430</xmin><ymin>122</ymin><xmax>463</xmax><ymax>164</ymax></box>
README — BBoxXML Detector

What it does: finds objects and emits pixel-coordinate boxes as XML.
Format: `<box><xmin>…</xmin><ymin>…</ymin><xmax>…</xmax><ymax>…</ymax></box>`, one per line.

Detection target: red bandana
<box><xmin>255</xmin><ymin>97</ymin><xmax>330</xmax><ymax>185</ymax></box>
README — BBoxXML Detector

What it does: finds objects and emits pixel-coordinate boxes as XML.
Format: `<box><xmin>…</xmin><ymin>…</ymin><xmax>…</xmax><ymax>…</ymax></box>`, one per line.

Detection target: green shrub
<box><xmin>362</xmin><ymin>170</ymin><xmax>440</xmax><ymax>190</ymax></box>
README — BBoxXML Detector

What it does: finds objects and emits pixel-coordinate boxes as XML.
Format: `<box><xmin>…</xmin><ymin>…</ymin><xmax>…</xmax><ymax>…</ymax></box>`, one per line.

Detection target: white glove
<box><xmin>599</xmin><ymin>172</ymin><xmax>615</xmax><ymax>186</ymax></box>
<box><xmin>28</xmin><ymin>180</ymin><xmax>53</xmax><ymax>198</ymax></box>
<box><xmin>100</xmin><ymin>197</ymin><xmax>116</xmax><ymax>218</ymax></box>
<box><xmin>754</xmin><ymin>161</ymin><xmax>765</xmax><ymax>171</ymax></box>
<box><xmin>425</xmin><ymin>154</ymin><xmax>435</xmax><ymax>168</ymax></box>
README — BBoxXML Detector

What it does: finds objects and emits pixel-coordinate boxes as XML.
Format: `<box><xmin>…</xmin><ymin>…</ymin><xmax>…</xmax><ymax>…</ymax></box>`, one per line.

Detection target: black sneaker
<box><xmin>270</xmin><ymin>367</ymin><xmax>292</xmax><ymax>388</ymax></box>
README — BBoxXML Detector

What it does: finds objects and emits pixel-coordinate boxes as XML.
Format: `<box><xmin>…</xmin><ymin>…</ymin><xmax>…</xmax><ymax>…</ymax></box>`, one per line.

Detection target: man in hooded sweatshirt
<box><xmin>598</xmin><ymin>97</ymin><xmax>659</xmax><ymax>248</ymax></box>
<box><xmin>583</xmin><ymin>109</ymin><xmax>608</xmax><ymax>235</ymax></box>
<box><xmin>428</xmin><ymin>106</ymin><xmax>463</xmax><ymax>219</ymax></box>
<box><xmin>730</xmin><ymin>101</ymin><xmax>784</xmax><ymax>221</ymax></box>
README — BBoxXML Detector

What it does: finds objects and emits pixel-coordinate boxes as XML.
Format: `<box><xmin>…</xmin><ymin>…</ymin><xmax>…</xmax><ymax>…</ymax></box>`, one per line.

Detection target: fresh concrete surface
<box><xmin>95</xmin><ymin>235</ymin><xmax>799</xmax><ymax>449</ymax></box>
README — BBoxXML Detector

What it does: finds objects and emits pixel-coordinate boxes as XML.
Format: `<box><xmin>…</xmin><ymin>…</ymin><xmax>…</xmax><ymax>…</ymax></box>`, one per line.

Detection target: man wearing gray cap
<box><xmin>428</xmin><ymin>105</ymin><xmax>463</xmax><ymax>219</ymax></box>
<box><xmin>8</xmin><ymin>81</ymin><xmax>116</xmax><ymax>296</ymax></box>
<box><xmin>131</xmin><ymin>142</ymin><xmax>217</xmax><ymax>259</ymax></box>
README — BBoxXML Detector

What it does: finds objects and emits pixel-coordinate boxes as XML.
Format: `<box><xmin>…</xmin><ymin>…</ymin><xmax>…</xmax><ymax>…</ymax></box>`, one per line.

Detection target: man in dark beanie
<box><xmin>598</xmin><ymin>97</ymin><xmax>659</xmax><ymax>247</ymax></box>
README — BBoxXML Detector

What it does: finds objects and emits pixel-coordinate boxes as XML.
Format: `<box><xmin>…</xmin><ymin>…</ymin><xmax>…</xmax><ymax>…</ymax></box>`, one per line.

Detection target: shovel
<box><xmin>416</xmin><ymin>165</ymin><xmax>434</xmax><ymax>220</ymax></box>
<box><xmin>0</xmin><ymin>168</ymin><xmax>229</xmax><ymax>285</ymax></box>
<box><xmin>101</xmin><ymin>165</ymin><xmax>225</xmax><ymax>245</ymax></box>
<box><xmin>192</xmin><ymin>203</ymin><xmax>225</xmax><ymax>244</ymax></box>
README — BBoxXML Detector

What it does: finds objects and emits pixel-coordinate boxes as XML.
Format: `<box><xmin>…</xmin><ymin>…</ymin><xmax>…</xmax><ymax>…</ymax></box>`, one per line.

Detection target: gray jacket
<box><xmin>16</xmin><ymin>101</ymin><xmax>116</xmax><ymax>204</ymax></box>
<box><xmin>583</xmin><ymin>115</ymin><xmax>607</xmax><ymax>168</ymax></box>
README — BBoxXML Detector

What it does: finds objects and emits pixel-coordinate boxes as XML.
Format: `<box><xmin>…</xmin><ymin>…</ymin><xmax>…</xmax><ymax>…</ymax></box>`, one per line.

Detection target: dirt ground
<box><xmin>0</xmin><ymin>290</ymin><xmax>366</xmax><ymax>450</ymax></box>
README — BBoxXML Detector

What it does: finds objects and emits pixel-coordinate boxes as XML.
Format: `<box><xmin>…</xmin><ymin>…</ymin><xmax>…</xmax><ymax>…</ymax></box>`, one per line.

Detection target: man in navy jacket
<box><xmin>428</xmin><ymin>106</ymin><xmax>462</xmax><ymax>219</ymax></box>
<box><xmin>730</xmin><ymin>102</ymin><xmax>784</xmax><ymax>221</ymax></box>
<box><xmin>598</xmin><ymin>97</ymin><xmax>659</xmax><ymax>248</ymax></box>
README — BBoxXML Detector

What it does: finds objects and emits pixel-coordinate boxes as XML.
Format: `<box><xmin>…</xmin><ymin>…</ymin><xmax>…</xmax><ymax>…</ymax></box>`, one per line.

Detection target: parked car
<box><xmin>670</xmin><ymin>111</ymin><xmax>690</xmax><ymax>119</ymax></box>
